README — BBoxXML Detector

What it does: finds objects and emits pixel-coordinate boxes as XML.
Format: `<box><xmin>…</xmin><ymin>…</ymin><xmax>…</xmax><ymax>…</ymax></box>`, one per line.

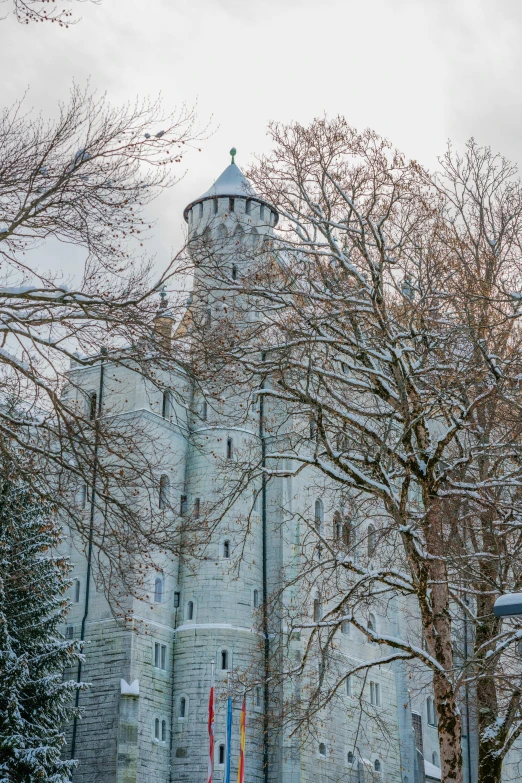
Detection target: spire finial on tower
<box><xmin>230</xmin><ymin>147</ymin><xmax>237</xmax><ymax>164</ymax></box>
<box><xmin>159</xmin><ymin>284</ymin><xmax>167</xmax><ymax>310</ymax></box>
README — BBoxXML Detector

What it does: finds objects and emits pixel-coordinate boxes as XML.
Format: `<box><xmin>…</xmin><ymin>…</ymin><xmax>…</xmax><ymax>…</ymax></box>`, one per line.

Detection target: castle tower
<box><xmin>171</xmin><ymin>151</ymin><xmax>278</xmax><ymax>783</ymax></box>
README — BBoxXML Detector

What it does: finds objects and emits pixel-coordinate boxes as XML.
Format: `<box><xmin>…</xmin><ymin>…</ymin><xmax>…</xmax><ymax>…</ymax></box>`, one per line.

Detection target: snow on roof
<box><xmin>183</xmin><ymin>161</ymin><xmax>275</xmax><ymax>221</ymax></box>
<box><xmin>424</xmin><ymin>759</ymin><xmax>441</xmax><ymax>780</ymax></box>
<box><xmin>494</xmin><ymin>592</ymin><xmax>522</xmax><ymax>616</ymax></box>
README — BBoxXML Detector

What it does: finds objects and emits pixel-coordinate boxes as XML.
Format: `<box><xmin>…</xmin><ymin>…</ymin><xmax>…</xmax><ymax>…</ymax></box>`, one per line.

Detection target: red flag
<box><xmin>208</xmin><ymin>666</ymin><xmax>215</xmax><ymax>783</ymax></box>
<box><xmin>237</xmin><ymin>693</ymin><xmax>246</xmax><ymax>783</ymax></box>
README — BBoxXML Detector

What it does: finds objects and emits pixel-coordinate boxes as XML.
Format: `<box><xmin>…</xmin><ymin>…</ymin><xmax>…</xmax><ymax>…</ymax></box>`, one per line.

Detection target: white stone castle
<box><xmin>63</xmin><ymin>156</ymin><xmax>484</xmax><ymax>783</ymax></box>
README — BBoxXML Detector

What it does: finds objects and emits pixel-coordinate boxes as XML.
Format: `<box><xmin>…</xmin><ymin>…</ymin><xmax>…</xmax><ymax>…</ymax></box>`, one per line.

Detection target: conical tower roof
<box><xmin>183</xmin><ymin>150</ymin><xmax>278</xmax><ymax>224</ymax></box>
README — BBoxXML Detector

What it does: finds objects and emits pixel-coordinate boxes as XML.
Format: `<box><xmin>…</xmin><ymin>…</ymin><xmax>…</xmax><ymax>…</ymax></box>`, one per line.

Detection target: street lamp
<box><xmin>494</xmin><ymin>593</ymin><xmax>522</xmax><ymax>618</ymax></box>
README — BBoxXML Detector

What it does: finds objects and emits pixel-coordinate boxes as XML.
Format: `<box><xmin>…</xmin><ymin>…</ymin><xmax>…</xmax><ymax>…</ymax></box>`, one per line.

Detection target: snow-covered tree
<box><xmin>189</xmin><ymin>119</ymin><xmax>522</xmax><ymax>783</ymax></box>
<box><xmin>0</xmin><ymin>469</ymin><xmax>83</xmax><ymax>782</ymax></box>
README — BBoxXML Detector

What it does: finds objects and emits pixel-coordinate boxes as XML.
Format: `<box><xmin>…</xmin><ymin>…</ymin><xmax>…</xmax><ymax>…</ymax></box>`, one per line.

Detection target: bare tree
<box><xmin>187</xmin><ymin>119</ymin><xmax>522</xmax><ymax>783</ymax></box>
<box><xmin>1</xmin><ymin>0</ymin><xmax>98</xmax><ymax>26</ymax></box>
<box><xmin>0</xmin><ymin>84</ymin><xmax>205</xmax><ymax>600</ymax></box>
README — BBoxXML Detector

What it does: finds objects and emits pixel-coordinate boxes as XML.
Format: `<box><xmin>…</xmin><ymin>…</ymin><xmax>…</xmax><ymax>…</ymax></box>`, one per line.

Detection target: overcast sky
<box><xmin>2</xmin><ymin>0</ymin><xmax>522</xmax><ymax>279</ymax></box>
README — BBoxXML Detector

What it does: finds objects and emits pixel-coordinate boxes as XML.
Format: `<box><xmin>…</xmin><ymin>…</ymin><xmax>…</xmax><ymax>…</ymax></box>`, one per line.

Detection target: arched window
<box><xmin>370</xmin><ymin>681</ymin><xmax>381</xmax><ymax>706</ymax></box>
<box><xmin>314</xmin><ymin>499</ymin><xmax>324</xmax><ymax>528</ymax></box>
<box><xmin>341</xmin><ymin>620</ymin><xmax>350</xmax><ymax>636</ymax></box>
<box><xmin>318</xmin><ymin>742</ymin><xmax>326</xmax><ymax>758</ymax></box>
<box><xmin>427</xmin><ymin>696</ymin><xmax>437</xmax><ymax>726</ymax></box>
<box><xmin>333</xmin><ymin>511</ymin><xmax>342</xmax><ymax>541</ymax></box>
<box><xmin>159</xmin><ymin>474</ymin><xmax>169</xmax><ymax>510</ymax></box>
<box><xmin>79</xmin><ymin>485</ymin><xmax>87</xmax><ymax>509</ymax></box>
<box><xmin>220</xmin><ymin>649</ymin><xmax>228</xmax><ymax>670</ymax></box>
<box><xmin>342</xmin><ymin>521</ymin><xmax>353</xmax><ymax>548</ymax></box>
<box><xmin>154</xmin><ymin>717</ymin><xmax>160</xmax><ymax>741</ymax></box>
<box><xmin>161</xmin><ymin>719</ymin><xmax>167</xmax><ymax>742</ymax></box>
<box><xmin>162</xmin><ymin>390</ymin><xmax>171</xmax><ymax>419</ymax></box>
<box><xmin>260</xmin><ymin>204</ymin><xmax>265</xmax><ymax>221</ymax></box>
<box><xmin>374</xmin><ymin>759</ymin><xmax>381</xmax><ymax>773</ymax></box>
<box><xmin>179</xmin><ymin>697</ymin><xmax>186</xmax><ymax>718</ymax></box>
<box><xmin>226</xmin><ymin>437</ymin><xmax>233</xmax><ymax>460</ymax></box>
<box><xmin>253</xmin><ymin>589</ymin><xmax>259</xmax><ymax>609</ymax></box>
<box><xmin>186</xmin><ymin>601</ymin><xmax>194</xmax><ymax>621</ymax></box>
<box><xmin>368</xmin><ymin>613</ymin><xmax>377</xmax><ymax>641</ymax></box>
<box><xmin>201</xmin><ymin>400</ymin><xmax>208</xmax><ymax>421</ymax></box>
<box><xmin>199</xmin><ymin>202</ymin><xmax>203</xmax><ymax>218</ymax></box>
<box><xmin>368</xmin><ymin>524</ymin><xmax>376</xmax><ymax>556</ymax></box>
<box><xmin>347</xmin><ymin>751</ymin><xmax>355</xmax><ymax>764</ymax></box>
<box><xmin>154</xmin><ymin>576</ymin><xmax>163</xmax><ymax>604</ymax></box>
<box><xmin>346</xmin><ymin>676</ymin><xmax>352</xmax><ymax>696</ymax></box>
<box><xmin>245</xmin><ymin>199</ymin><xmax>252</xmax><ymax>215</ymax></box>
<box><xmin>432</xmin><ymin>751</ymin><xmax>439</xmax><ymax>767</ymax></box>
<box><xmin>232</xmin><ymin>264</ymin><xmax>238</xmax><ymax>281</ymax></box>
<box><xmin>219</xmin><ymin>743</ymin><xmax>226</xmax><ymax>765</ymax></box>
<box><xmin>88</xmin><ymin>391</ymin><xmax>97</xmax><ymax>421</ymax></box>
<box><xmin>223</xmin><ymin>540</ymin><xmax>230</xmax><ymax>559</ymax></box>
<box><xmin>313</xmin><ymin>596</ymin><xmax>322</xmax><ymax>623</ymax></box>
<box><xmin>73</xmin><ymin>579</ymin><xmax>80</xmax><ymax>603</ymax></box>
<box><xmin>213</xmin><ymin>198</ymin><xmax>218</xmax><ymax>214</ymax></box>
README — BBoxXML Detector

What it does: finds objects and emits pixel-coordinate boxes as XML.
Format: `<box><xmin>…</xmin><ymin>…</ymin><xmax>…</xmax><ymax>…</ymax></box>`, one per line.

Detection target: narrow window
<box><xmin>154</xmin><ymin>642</ymin><xmax>160</xmax><ymax>668</ymax></box>
<box><xmin>162</xmin><ymin>390</ymin><xmax>171</xmax><ymax>419</ymax></box>
<box><xmin>66</xmin><ymin>626</ymin><xmax>74</xmax><ymax>640</ymax></box>
<box><xmin>179</xmin><ymin>697</ymin><xmax>186</xmax><ymax>718</ymax></box>
<box><xmin>187</xmin><ymin>601</ymin><xmax>194</xmax><ymax>620</ymax></box>
<box><xmin>346</xmin><ymin>675</ymin><xmax>352</xmax><ymax>696</ymax></box>
<box><xmin>370</xmin><ymin>681</ymin><xmax>381</xmax><ymax>706</ymax></box>
<box><xmin>161</xmin><ymin>645</ymin><xmax>166</xmax><ymax>670</ymax></box>
<box><xmin>179</xmin><ymin>494</ymin><xmax>187</xmax><ymax>516</ymax></box>
<box><xmin>368</xmin><ymin>613</ymin><xmax>376</xmax><ymax>642</ymax></box>
<box><xmin>154</xmin><ymin>643</ymin><xmax>166</xmax><ymax>670</ymax></box>
<box><xmin>88</xmin><ymin>392</ymin><xmax>97</xmax><ymax>421</ymax></box>
<box><xmin>221</xmin><ymin>649</ymin><xmax>228</xmax><ymax>670</ymax></box>
<box><xmin>255</xmin><ymin>686</ymin><xmax>261</xmax><ymax>707</ymax></box>
<box><xmin>260</xmin><ymin>204</ymin><xmax>265</xmax><ymax>221</ymax></box>
<box><xmin>229</xmin><ymin>197</ymin><xmax>235</xmax><ymax>212</ymax></box>
<box><xmin>193</xmin><ymin>497</ymin><xmax>200</xmax><ymax>519</ymax></box>
<box><xmin>201</xmin><ymin>400</ymin><xmax>208</xmax><ymax>421</ymax></box>
<box><xmin>342</xmin><ymin>522</ymin><xmax>352</xmax><ymax>547</ymax></box>
<box><xmin>333</xmin><ymin>511</ymin><xmax>342</xmax><ymax>541</ymax></box>
<box><xmin>245</xmin><ymin>199</ymin><xmax>251</xmax><ymax>215</ymax></box>
<box><xmin>219</xmin><ymin>744</ymin><xmax>225</xmax><ymax>765</ymax></box>
<box><xmin>226</xmin><ymin>437</ymin><xmax>233</xmax><ymax>459</ymax></box>
<box><xmin>341</xmin><ymin>620</ymin><xmax>350</xmax><ymax>636</ymax></box>
<box><xmin>310</xmin><ymin>416</ymin><xmax>317</xmax><ymax>439</ymax></box>
<box><xmin>79</xmin><ymin>485</ymin><xmax>87</xmax><ymax>509</ymax></box>
<box><xmin>313</xmin><ymin>597</ymin><xmax>322</xmax><ymax>622</ymax></box>
<box><xmin>314</xmin><ymin>499</ymin><xmax>324</xmax><ymax>528</ymax></box>
<box><xmin>174</xmin><ymin>591</ymin><xmax>180</xmax><ymax>608</ymax></box>
<box><xmin>199</xmin><ymin>202</ymin><xmax>203</xmax><ymax>218</ymax></box>
<box><xmin>432</xmin><ymin>752</ymin><xmax>439</xmax><ymax>767</ymax></box>
<box><xmin>368</xmin><ymin>524</ymin><xmax>376</xmax><ymax>556</ymax></box>
<box><xmin>159</xmin><ymin>474</ymin><xmax>169</xmax><ymax>510</ymax></box>
<box><xmin>73</xmin><ymin>579</ymin><xmax>80</xmax><ymax>603</ymax></box>
<box><xmin>232</xmin><ymin>264</ymin><xmax>238</xmax><ymax>281</ymax></box>
<box><xmin>205</xmin><ymin>308</ymin><xmax>212</xmax><ymax>328</ymax></box>
<box><xmin>154</xmin><ymin>576</ymin><xmax>163</xmax><ymax>604</ymax></box>
<box><xmin>213</xmin><ymin>198</ymin><xmax>218</xmax><ymax>214</ymax></box>
<box><xmin>319</xmin><ymin>743</ymin><xmax>326</xmax><ymax>758</ymax></box>
<box><xmin>223</xmin><ymin>540</ymin><xmax>230</xmax><ymax>559</ymax></box>
<box><xmin>347</xmin><ymin>751</ymin><xmax>354</xmax><ymax>764</ymax></box>
<box><xmin>161</xmin><ymin>719</ymin><xmax>167</xmax><ymax>742</ymax></box>
<box><xmin>154</xmin><ymin>717</ymin><xmax>160</xmax><ymax>740</ymax></box>
<box><xmin>374</xmin><ymin>759</ymin><xmax>381</xmax><ymax>772</ymax></box>
<box><xmin>253</xmin><ymin>589</ymin><xmax>259</xmax><ymax>609</ymax></box>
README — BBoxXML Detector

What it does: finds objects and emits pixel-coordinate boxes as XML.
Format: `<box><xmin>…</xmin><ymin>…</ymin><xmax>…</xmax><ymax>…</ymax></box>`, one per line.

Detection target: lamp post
<box><xmin>494</xmin><ymin>593</ymin><xmax>522</xmax><ymax>618</ymax></box>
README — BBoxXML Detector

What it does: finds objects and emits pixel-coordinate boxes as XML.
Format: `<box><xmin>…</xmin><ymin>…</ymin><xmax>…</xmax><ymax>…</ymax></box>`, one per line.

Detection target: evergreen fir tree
<box><xmin>0</xmin><ymin>472</ymin><xmax>83</xmax><ymax>782</ymax></box>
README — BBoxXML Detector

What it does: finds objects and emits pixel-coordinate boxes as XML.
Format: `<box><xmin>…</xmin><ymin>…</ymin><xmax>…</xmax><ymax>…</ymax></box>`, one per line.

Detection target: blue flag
<box><xmin>224</xmin><ymin>696</ymin><xmax>233</xmax><ymax>783</ymax></box>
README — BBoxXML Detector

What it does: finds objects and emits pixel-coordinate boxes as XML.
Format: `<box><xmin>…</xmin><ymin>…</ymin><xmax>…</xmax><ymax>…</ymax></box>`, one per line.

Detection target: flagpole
<box><xmin>224</xmin><ymin>671</ymin><xmax>232</xmax><ymax>783</ymax></box>
<box><xmin>208</xmin><ymin>660</ymin><xmax>215</xmax><ymax>783</ymax></box>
